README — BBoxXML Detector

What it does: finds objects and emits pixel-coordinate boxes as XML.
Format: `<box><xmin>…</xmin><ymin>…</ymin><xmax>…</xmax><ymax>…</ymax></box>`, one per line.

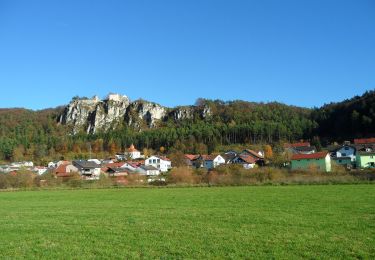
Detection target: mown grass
<box><xmin>0</xmin><ymin>185</ymin><xmax>374</xmax><ymax>258</ymax></box>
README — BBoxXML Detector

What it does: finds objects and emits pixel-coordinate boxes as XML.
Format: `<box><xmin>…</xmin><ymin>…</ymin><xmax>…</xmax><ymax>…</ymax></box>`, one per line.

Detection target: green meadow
<box><xmin>0</xmin><ymin>185</ymin><xmax>374</xmax><ymax>259</ymax></box>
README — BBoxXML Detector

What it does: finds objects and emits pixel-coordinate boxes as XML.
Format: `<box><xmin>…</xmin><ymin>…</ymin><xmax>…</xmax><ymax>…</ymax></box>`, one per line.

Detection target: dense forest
<box><xmin>311</xmin><ymin>91</ymin><xmax>375</xmax><ymax>140</ymax></box>
<box><xmin>0</xmin><ymin>90</ymin><xmax>374</xmax><ymax>163</ymax></box>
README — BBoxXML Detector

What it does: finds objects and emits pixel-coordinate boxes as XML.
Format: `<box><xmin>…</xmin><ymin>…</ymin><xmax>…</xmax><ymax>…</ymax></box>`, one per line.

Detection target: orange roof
<box><xmin>128</xmin><ymin>144</ymin><xmax>139</xmax><ymax>152</ymax></box>
<box><xmin>291</xmin><ymin>152</ymin><xmax>328</xmax><ymax>160</ymax></box>
<box><xmin>185</xmin><ymin>154</ymin><xmax>199</xmax><ymax>161</ymax></box>
<box><xmin>54</xmin><ymin>164</ymin><xmax>68</xmax><ymax>174</ymax></box>
<box><xmin>284</xmin><ymin>142</ymin><xmax>310</xmax><ymax>148</ymax></box>
<box><xmin>156</xmin><ymin>156</ymin><xmax>170</xmax><ymax>161</ymax></box>
<box><xmin>354</xmin><ymin>138</ymin><xmax>375</xmax><ymax>144</ymax></box>
<box><xmin>103</xmin><ymin>162</ymin><xmax>125</xmax><ymax>168</ymax></box>
<box><xmin>239</xmin><ymin>155</ymin><xmax>257</xmax><ymax>164</ymax></box>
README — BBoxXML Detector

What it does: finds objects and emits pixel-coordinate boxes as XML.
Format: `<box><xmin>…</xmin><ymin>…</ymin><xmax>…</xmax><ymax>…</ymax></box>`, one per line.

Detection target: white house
<box><xmin>11</xmin><ymin>161</ymin><xmax>34</xmax><ymax>167</ymax></box>
<box><xmin>33</xmin><ymin>166</ymin><xmax>48</xmax><ymax>175</ymax></box>
<box><xmin>73</xmin><ymin>160</ymin><xmax>102</xmax><ymax>180</ymax></box>
<box><xmin>48</xmin><ymin>161</ymin><xmax>57</xmax><ymax>168</ymax></box>
<box><xmin>138</xmin><ymin>165</ymin><xmax>161</xmax><ymax>176</ymax></box>
<box><xmin>145</xmin><ymin>156</ymin><xmax>172</xmax><ymax>172</ymax></box>
<box><xmin>88</xmin><ymin>159</ymin><xmax>101</xmax><ymax>165</ymax></box>
<box><xmin>336</xmin><ymin>145</ymin><xmax>356</xmax><ymax>162</ymax></box>
<box><xmin>202</xmin><ymin>155</ymin><xmax>226</xmax><ymax>169</ymax></box>
<box><xmin>125</xmin><ymin>144</ymin><xmax>142</xmax><ymax>159</ymax></box>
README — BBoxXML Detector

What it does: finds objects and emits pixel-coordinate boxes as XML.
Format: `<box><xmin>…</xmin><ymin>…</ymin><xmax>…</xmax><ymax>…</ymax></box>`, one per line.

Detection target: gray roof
<box><xmin>295</xmin><ymin>146</ymin><xmax>316</xmax><ymax>152</ymax></box>
<box><xmin>140</xmin><ymin>165</ymin><xmax>159</xmax><ymax>171</ymax></box>
<box><xmin>73</xmin><ymin>160</ymin><xmax>101</xmax><ymax>169</ymax></box>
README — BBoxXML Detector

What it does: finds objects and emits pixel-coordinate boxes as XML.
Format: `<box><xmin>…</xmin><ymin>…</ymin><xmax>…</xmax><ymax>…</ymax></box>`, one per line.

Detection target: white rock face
<box><xmin>127</xmin><ymin>101</ymin><xmax>167</xmax><ymax>128</ymax></box>
<box><xmin>169</xmin><ymin>106</ymin><xmax>195</xmax><ymax>121</ymax></box>
<box><xmin>58</xmin><ymin>93</ymin><xmax>211</xmax><ymax>134</ymax></box>
<box><xmin>59</xmin><ymin>95</ymin><xmax>130</xmax><ymax>134</ymax></box>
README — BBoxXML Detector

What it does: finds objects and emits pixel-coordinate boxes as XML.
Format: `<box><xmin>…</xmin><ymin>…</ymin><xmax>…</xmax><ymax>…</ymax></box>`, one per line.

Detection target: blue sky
<box><xmin>0</xmin><ymin>0</ymin><xmax>374</xmax><ymax>110</ymax></box>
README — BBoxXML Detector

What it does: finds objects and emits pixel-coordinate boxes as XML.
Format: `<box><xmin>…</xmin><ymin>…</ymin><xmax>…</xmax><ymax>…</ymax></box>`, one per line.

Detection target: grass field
<box><xmin>0</xmin><ymin>185</ymin><xmax>374</xmax><ymax>259</ymax></box>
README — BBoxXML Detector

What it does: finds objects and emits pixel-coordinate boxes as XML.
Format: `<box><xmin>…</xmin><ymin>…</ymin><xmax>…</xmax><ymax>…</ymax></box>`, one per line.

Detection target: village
<box><xmin>0</xmin><ymin>138</ymin><xmax>374</xmax><ymax>185</ymax></box>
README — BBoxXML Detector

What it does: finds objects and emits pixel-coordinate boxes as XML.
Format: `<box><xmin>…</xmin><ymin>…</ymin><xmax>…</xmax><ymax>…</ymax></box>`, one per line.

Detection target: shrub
<box><xmin>127</xmin><ymin>174</ymin><xmax>147</xmax><ymax>186</ymax></box>
<box><xmin>168</xmin><ymin>167</ymin><xmax>199</xmax><ymax>185</ymax></box>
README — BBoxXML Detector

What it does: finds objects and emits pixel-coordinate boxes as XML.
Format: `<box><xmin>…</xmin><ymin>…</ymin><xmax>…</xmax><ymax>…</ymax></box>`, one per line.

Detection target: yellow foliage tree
<box><xmin>264</xmin><ymin>145</ymin><xmax>273</xmax><ymax>159</ymax></box>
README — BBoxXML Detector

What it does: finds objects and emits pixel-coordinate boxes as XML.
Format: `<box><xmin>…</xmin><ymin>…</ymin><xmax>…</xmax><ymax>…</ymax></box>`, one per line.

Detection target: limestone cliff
<box><xmin>58</xmin><ymin>93</ymin><xmax>211</xmax><ymax>134</ymax></box>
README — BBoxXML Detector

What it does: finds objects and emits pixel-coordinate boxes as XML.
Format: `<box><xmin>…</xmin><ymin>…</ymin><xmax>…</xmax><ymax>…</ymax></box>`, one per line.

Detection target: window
<box><xmin>157</xmin><ymin>159</ymin><xmax>160</xmax><ymax>163</ymax></box>
<box><xmin>342</xmin><ymin>153</ymin><xmax>346</xmax><ymax>156</ymax></box>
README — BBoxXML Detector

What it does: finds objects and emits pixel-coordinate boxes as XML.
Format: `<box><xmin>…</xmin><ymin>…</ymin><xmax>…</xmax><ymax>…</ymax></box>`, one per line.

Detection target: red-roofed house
<box><xmin>232</xmin><ymin>154</ymin><xmax>257</xmax><ymax>169</ymax></box>
<box><xmin>240</xmin><ymin>149</ymin><xmax>266</xmax><ymax>166</ymax></box>
<box><xmin>291</xmin><ymin>152</ymin><xmax>331</xmax><ymax>172</ymax></box>
<box><xmin>184</xmin><ymin>154</ymin><xmax>199</xmax><ymax>167</ymax></box>
<box><xmin>354</xmin><ymin>138</ymin><xmax>375</xmax><ymax>145</ymax></box>
<box><xmin>54</xmin><ymin>163</ymin><xmax>79</xmax><ymax>177</ymax></box>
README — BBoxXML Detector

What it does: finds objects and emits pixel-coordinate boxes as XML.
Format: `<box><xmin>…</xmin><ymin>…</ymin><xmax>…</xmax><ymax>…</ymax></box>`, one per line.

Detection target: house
<box><xmin>145</xmin><ymin>156</ymin><xmax>171</xmax><ymax>172</ymax></box>
<box><xmin>54</xmin><ymin>163</ymin><xmax>79</xmax><ymax>178</ymax></box>
<box><xmin>73</xmin><ymin>160</ymin><xmax>102</xmax><ymax>180</ymax></box>
<box><xmin>105</xmin><ymin>167</ymin><xmax>129</xmax><ymax>177</ymax></box>
<box><xmin>291</xmin><ymin>152</ymin><xmax>331</xmax><ymax>172</ymax></box>
<box><xmin>11</xmin><ymin>161</ymin><xmax>34</xmax><ymax>168</ymax></box>
<box><xmin>224</xmin><ymin>150</ymin><xmax>238</xmax><ymax>156</ymax></box>
<box><xmin>356</xmin><ymin>152</ymin><xmax>375</xmax><ymax>169</ymax></box>
<box><xmin>115</xmin><ymin>153</ymin><xmax>126</xmax><ymax>161</ymax></box>
<box><xmin>101</xmin><ymin>162</ymin><xmax>127</xmax><ymax>172</ymax></box>
<box><xmin>33</xmin><ymin>166</ymin><xmax>48</xmax><ymax>175</ymax></box>
<box><xmin>284</xmin><ymin>142</ymin><xmax>316</xmax><ymax>154</ymax></box>
<box><xmin>48</xmin><ymin>161</ymin><xmax>57</xmax><ymax>168</ymax></box>
<box><xmin>354</xmin><ymin>138</ymin><xmax>375</xmax><ymax>153</ymax></box>
<box><xmin>88</xmin><ymin>159</ymin><xmax>101</xmax><ymax>165</ymax></box>
<box><xmin>354</xmin><ymin>138</ymin><xmax>375</xmax><ymax>145</ymax></box>
<box><xmin>125</xmin><ymin>144</ymin><xmax>142</xmax><ymax>159</ymax></box>
<box><xmin>232</xmin><ymin>154</ymin><xmax>257</xmax><ymax>169</ymax></box>
<box><xmin>240</xmin><ymin>149</ymin><xmax>265</xmax><ymax>166</ymax></box>
<box><xmin>221</xmin><ymin>153</ymin><xmax>237</xmax><ymax>164</ymax></box>
<box><xmin>122</xmin><ymin>162</ymin><xmax>142</xmax><ymax>173</ymax></box>
<box><xmin>201</xmin><ymin>155</ymin><xmax>226</xmax><ymax>169</ymax></box>
<box><xmin>184</xmin><ymin>154</ymin><xmax>200</xmax><ymax>167</ymax></box>
<box><xmin>138</xmin><ymin>165</ymin><xmax>160</xmax><ymax>176</ymax></box>
<box><xmin>332</xmin><ymin>144</ymin><xmax>356</xmax><ymax>167</ymax></box>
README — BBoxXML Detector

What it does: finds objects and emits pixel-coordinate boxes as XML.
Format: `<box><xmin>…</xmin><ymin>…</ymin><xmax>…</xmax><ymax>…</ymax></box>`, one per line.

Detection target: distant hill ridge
<box><xmin>0</xmin><ymin>90</ymin><xmax>374</xmax><ymax>161</ymax></box>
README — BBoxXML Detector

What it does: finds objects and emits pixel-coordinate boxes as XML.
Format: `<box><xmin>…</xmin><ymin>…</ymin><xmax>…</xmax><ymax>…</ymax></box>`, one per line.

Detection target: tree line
<box><xmin>0</xmin><ymin>90</ymin><xmax>373</xmax><ymax>163</ymax></box>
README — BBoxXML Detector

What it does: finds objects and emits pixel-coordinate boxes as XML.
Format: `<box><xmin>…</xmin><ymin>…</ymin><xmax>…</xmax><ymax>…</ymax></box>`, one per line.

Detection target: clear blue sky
<box><xmin>0</xmin><ymin>0</ymin><xmax>374</xmax><ymax>110</ymax></box>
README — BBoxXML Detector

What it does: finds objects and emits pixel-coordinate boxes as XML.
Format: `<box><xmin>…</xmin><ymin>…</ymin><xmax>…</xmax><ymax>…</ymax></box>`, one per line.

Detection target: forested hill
<box><xmin>312</xmin><ymin>90</ymin><xmax>375</xmax><ymax>140</ymax></box>
<box><xmin>0</xmin><ymin>90</ymin><xmax>374</xmax><ymax>162</ymax></box>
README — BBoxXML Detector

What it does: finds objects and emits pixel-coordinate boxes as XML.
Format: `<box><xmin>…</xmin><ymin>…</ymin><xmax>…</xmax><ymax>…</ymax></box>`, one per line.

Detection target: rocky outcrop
<box><xmin>59</xmin><ymin>94</ymin><xmax>130</xmax><ymax>134</ymax></box>
<box><xmin>125</xmin><ymin>100</ymin><xmax>167</xmax><ymax>128</ymax></box>
<box><xmin>168</xmin><ymin>106</ymin><xmax>195</xmax><ymax>121</ymax></box>
<box><xmin>58</xmin><ymin>93</ymin><xmax>212</xmax><ymax>134</ymax></box>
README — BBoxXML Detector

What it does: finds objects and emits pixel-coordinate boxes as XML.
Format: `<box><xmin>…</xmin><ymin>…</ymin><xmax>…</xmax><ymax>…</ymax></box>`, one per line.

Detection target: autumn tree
<box><xmin>264</xmin><ymin>145</ymin><xmax>273</xmax><ymax>160</ymax></box>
